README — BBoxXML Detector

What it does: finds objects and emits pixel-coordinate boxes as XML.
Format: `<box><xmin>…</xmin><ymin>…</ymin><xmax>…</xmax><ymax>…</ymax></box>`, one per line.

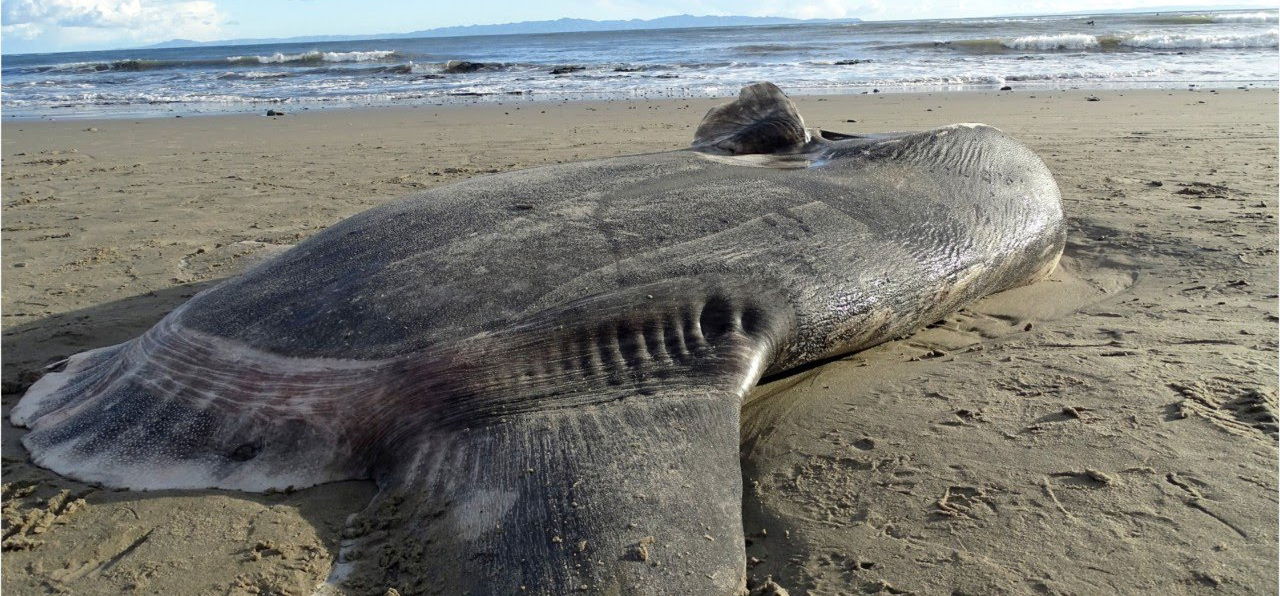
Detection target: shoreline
<box><xmin>8</xmin><ymin>8</ymin><xmax>1276</xmax><ymax>124</ymax></box>
<box><xmin>3</xmin><ymin>87</ymin><xmax>1276</xmax><ymax>595</ymax></box>
<box><xmin>4</xmin><ymin>80</ymin><xmax>1275</xmax><ymax>122</ymax></box>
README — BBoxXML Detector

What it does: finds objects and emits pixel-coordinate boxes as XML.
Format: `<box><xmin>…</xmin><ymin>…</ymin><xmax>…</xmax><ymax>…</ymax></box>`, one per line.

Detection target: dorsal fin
<box><xmin>692</xmin><ymin>82</ymin><xmax>810</xmax><ymax>155</ymax></box>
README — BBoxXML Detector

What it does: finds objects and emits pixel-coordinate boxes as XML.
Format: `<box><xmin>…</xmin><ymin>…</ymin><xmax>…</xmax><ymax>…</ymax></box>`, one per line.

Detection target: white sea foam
<box><xmin>1003</xmin><ymin>34</ymin><xmax>1100</xmax><ymax>51</ymax></box>
<box><xmin>230</xmin><ymin>52</ymin><xmax>306</xmax><ymax>64</ymax></box>
<box><xmin>322</xmin><ymin>50</ymin><xmax>397</xmax><ymax>62</ymax></box>
<box><xmin>228</xmin><ymin>50</ymin><xmax>397</xmax><ymax>64</ymax></box>
<box><xmin>218</xmin><ymin>71</ymin><xmax>291</xmax><ymax>79</ymax></box>
<box><xmin>1121</xmin><ymin>29</ymin><xmax>1279</xmax><ymax>49</ymax></box>
<box><xmin>1211</xmin><ymin>11</ymin><xmax>1278</xmax><ymax>23</ymax></box>
<box><xmin>898</xmin><ymin>73</ymin><xmax>1010</xmax><ymax>85</ymax></box>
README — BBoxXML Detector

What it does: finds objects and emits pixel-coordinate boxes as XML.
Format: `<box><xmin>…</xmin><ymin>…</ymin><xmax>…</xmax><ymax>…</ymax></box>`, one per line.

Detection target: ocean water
<box><xmin>3</xmin><ymin>9</ymin><xmax>1277</xmax><ymax>119</ymax></box>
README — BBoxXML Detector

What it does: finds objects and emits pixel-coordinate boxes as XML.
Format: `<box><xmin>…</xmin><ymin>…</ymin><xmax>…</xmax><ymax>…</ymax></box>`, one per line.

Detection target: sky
<box><xmin>1</xmin><ymin>0</ymin><xmax>1274</xmax><ymax>54</ymax></box>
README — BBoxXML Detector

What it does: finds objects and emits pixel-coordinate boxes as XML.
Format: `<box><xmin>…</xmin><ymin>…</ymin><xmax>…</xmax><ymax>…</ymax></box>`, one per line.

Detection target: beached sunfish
<box><xmin>11</xmin><ymin>82</ymin><xmax>1065</xmax><ymax>594</ymax></box>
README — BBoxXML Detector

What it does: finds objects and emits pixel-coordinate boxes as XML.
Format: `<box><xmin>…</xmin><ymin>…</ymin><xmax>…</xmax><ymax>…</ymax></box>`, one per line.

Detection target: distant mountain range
<box><xmin>142</xmin><ymin>15</ymin><xmax>862</xmax><ymax>49</ymax></box>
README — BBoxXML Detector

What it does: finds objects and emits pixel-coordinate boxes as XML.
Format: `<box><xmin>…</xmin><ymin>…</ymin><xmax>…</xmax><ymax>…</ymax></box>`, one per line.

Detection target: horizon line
<box><xmin>4</xmin><ymin>5</ymin><xmax>1274</xmax><ymax>57</ymax></box>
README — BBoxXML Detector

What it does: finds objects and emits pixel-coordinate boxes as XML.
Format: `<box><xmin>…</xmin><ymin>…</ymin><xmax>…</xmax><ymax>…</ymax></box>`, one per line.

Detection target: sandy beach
<box><xmin>2</xmin><ymin>88</ymin><xmax>1276</xmax><ymax>594</ymax></box>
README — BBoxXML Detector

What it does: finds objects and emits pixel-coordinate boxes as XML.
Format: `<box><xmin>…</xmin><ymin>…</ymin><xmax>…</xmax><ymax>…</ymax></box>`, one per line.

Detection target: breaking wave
<box><xmin>928</xmin><ymin>29</ymin><xmax>1278</xmax><ymax>53</ymax></box>
<box><xmin>226</xmin><ymin>50</ymin><xmax>400</xmax><ymax>65</ymax></box>
<box><xmin>1003</xmin><ymin>33</ymin><xmax>1100</xmax><ymax>51</ymax></box>
<box><xmin>1210</xmin><ymin>11</ymin><xmax>1278</xmax><ymax>23</ymax></box>
<box><xmin>1121</xmin><ymin>29</ymin><xmax>1279</xmax><ymax>49</ymax></box>
<box><xmin>20</xmin><ymin>58</ymin><xmax>224</xmax><ymax>73</ymax></box>
<box><xmin>15</xmin><ymin>50</ymin><xmax>404</xmax><ymax>75</ymax></box>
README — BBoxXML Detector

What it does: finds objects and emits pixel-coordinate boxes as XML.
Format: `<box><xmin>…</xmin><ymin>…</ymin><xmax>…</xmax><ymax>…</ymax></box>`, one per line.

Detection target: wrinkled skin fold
<box><xmin>12</xmin><ymin>82</ymin><xmax>1065</xmax><ymax>595</ymax></box>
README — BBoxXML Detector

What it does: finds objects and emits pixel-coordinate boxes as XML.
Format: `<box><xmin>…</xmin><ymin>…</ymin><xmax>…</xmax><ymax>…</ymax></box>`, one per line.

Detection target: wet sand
<box><xmin>3</xmin><ymin>88</ymin><xmax>1277</xmax><ymax>594</ymax></box>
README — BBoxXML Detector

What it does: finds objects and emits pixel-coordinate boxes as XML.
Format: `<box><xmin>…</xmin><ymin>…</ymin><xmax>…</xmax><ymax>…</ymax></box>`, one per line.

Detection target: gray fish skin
<box><xmin>182</xmin><ymin>120</ymin><xmax>1061</xmax><ymax>367</ymax></box>
<box><xmin>11</xmin><ymin>83</ymin><xmax>1064</xmax><ymax>595</ymax></box>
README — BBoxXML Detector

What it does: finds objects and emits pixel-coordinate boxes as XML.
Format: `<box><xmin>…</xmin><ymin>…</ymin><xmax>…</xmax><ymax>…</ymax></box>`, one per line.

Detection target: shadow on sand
<box><xmin>1</xmin><ymin>281</ymin><xmax>376</xmax><ymax>593</ymax></box>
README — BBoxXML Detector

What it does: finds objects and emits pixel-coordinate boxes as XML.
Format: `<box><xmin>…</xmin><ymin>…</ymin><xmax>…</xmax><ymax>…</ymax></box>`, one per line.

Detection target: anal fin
<box><xmin>339</xmin><ymin>396</ymin><xmax>749</xmax><ymax>594</ymax></box>
<box><xmin>332</xmin><ymin>279</ymin><xmax>797</xmax><ymax>594</ymax></box>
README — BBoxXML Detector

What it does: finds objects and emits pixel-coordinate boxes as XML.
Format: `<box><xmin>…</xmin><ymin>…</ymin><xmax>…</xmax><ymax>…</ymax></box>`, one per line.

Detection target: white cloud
<box><xmin>583</xmin><ymin>0</ymin><xmax>889</xmax><ymax>21</ymax></box>
<box><xmin>2</xmin><ymin>0</ymin><xmax>224</xmax><ymax>51</ymax></box>
<box><xmin>781</xmin><ymin>0</ymin><xmax>858</xmax><ymax>19</ymax></box>
<box><xmin>3</xmin><ymin>19</ymin><xmax>40</xmax><ymax>37</ymax></box>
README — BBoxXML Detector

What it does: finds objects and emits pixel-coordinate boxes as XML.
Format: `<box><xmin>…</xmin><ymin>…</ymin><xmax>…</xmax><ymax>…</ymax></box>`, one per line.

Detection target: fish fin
<box><xmin>693</xmin><ymin>82</ymin><xmax>809</xmax><ymax>155</ymax></box>
<box><xmin>10</xmin><ymin>311</ymin><xmax>383</xmax><ymax>491</ymax></box>
<box><xmin>331</xmin><ymin>279</ymin><xmax>795</xmax><ymax>594</ymax></box>
<box><xmin>334</xmin><ymin>397</ymin><xmax>749</xmax><ymax>594</ymax></box>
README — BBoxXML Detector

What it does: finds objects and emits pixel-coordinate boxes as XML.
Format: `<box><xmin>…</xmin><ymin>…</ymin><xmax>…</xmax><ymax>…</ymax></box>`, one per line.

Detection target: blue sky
<box><xmin>2</xmin><ymin>0</ymin><xmax>1272</xmax><ymax>54</ymax></box>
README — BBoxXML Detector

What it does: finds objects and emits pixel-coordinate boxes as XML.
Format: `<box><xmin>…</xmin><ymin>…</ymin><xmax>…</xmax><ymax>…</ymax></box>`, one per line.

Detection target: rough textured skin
<box><xmin>11</xmin><ymin>83</ymin><xmax>1065</xmax><ymax>594</ymax></box>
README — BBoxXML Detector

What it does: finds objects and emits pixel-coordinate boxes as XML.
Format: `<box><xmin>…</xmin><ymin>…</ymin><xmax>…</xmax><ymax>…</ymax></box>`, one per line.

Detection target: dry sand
<box><xmin>2</xmin><ymin>88</ymin><xmax>1276</xmax><ymax>595</ymax></box>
